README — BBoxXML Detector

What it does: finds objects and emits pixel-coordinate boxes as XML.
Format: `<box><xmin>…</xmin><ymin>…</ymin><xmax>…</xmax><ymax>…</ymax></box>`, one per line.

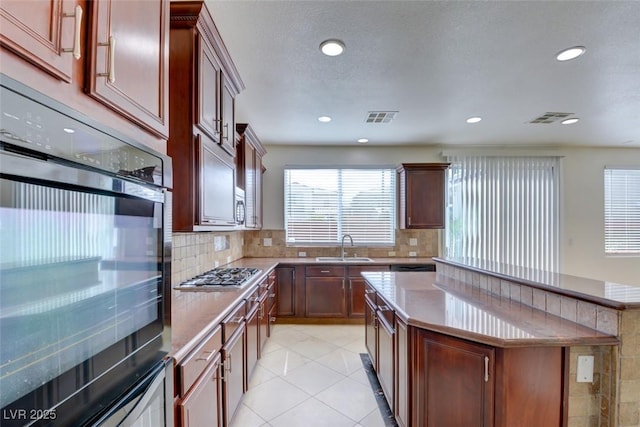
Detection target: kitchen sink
<box><xmin>315</xmin><ymin>257</ymin><xmax>374</xmax><ymax>262</ymax></box>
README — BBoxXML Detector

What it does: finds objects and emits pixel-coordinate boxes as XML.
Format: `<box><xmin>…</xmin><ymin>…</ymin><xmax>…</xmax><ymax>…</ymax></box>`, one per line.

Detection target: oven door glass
<box><xmin>0</xmin><ymin>172</ymin><xmax>165</xmax><ymax>425</ymax></box>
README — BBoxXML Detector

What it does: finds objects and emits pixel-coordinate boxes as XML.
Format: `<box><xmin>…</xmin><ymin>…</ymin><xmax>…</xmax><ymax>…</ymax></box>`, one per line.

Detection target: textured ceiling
<box><xmin>206</xmin><ymin>1</ymin><xmax>640</xmax><ymax>148</ymax></box>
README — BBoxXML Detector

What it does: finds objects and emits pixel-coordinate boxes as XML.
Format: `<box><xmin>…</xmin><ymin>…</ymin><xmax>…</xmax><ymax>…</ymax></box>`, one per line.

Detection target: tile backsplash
<box><xmin>243</xmin><ymin>229</ymin><xmax>440</xmax><ymax>259</ymax></box>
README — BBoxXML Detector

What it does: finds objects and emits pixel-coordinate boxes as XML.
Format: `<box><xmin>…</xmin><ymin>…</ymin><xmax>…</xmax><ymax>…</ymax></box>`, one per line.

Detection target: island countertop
<box><xmin>362</xmin><ymin>271</ymin><xmax>619</xmax><ymax>348</ymax></box>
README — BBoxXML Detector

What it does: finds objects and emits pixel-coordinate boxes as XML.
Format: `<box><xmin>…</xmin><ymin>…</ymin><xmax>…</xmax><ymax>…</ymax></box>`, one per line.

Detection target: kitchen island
<box><xmin>362</xmin><ymin>258</ymin><xmax>640</xmax><ymax>427</ymax></box>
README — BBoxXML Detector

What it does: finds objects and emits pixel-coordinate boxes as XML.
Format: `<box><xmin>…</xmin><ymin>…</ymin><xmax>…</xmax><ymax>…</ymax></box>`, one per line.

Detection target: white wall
<box><xmin>261</xmin><ymin>144</ymin><xmax>640</xmax><ymax>285</ymax></box>
<box><xmin>561</xmin><ymin>147</ymin><xmax>640</xmax><ymax>286</ymax></box>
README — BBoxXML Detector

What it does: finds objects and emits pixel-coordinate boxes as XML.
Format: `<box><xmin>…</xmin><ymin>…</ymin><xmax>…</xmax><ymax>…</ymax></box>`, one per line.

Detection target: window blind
<box><xmin>445</xmin><ymin>156</ymin><xmax>560</xmax><ymax>280</ymax></box>
<box><xmin>604</xmin><ymin>167</ymin><xmax>640</xmax><ymax>255</ymax></box>
<box><xmin>284</xmin><ymin>168</ymin><xmax>396</xmax><ymax>245</ymax></box>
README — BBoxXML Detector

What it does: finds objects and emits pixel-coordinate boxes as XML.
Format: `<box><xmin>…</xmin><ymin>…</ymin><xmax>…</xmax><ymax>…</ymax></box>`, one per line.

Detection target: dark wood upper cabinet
<box><xmin>397</xmin><ymin>163</ymin><xmax>449</xmax><ymax>229</ymax></box>
<box><xmin>169</xmin><ymin>1</ymin><xmax>244</xmax><ymax>231</ymax></box>
<box><xmin>237</xmin><ymin>123</ymin><xmax>266</xmax><ymax>229</ymax></box>
<box><xmin>0</xmin><ymin>0</ymin><xmax>79</xmax><ymax>82</ymax></box>
<box><xmin>86</xmin><ymin>0</ymin><xmax>169</xmax><ymax>139</ymax></box>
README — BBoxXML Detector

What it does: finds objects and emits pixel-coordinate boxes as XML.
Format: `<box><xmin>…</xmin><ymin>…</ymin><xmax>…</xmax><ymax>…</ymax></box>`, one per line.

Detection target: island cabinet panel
<box><xmin>86</xmin><ymin>0</ymin><xmax>169</xmax><ymax>138</ymax></box>
<box><xmin>410</xmin><ymin>329</ymin><xmax>564</xmax><ymax>427</ymax></box>
<box><xmin>0</xmin><ymin>0</ymin><xmax>77</xmax><ymax>82</ymax></box>
<box><xmin>397</xmin><ymin>163</ymin><xmax>449</xmax><ymax>229</ymax></box>
<box><xmin>395</xmin><ymin>319</ymin><xmax>409</xmax><ymax>427</ymax></box>
<box><xmin>364</xmin><ymin>296</ymin><xmax>377</xmax><ymax>369</ymax></box>
<box><xmin>377</xmin><ymin>312</ymin><xmax>395</xmax><ymax>409</ymax></box>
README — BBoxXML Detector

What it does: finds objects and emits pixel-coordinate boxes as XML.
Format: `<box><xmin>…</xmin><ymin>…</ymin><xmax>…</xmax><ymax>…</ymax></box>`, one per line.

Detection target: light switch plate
<box><xmin>409</xmin><ymin>238</ymin><xmax>418</xmax><ymax>246</ymax></box>
<box><xmin>577</xmin><ymin>355</ymin><xmax>594</xmax><ymax>382</ymax></box>
<box><xmin>263</xmin><ymin>238</ymin><xmax>272</xmax><ymax>247</ymax></box>
<box><xmin>409</xmin><ymin>251</ymin><xmax>417</xmax><ymax>257</ymax></box>
<box><xmin>298</xmin><ymin>251</ymin><xmax>307</xmax><ymax>257</ymax></box>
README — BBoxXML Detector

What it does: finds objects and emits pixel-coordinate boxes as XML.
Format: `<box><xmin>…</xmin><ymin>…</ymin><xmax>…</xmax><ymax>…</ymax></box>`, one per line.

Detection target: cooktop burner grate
<box><xmin>178</xmin><ymin>267</ymin><xmax>261</xmax><ymax>288</ymax></box>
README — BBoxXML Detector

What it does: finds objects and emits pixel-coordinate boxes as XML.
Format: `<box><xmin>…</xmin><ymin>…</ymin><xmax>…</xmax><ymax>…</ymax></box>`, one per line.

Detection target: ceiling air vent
<box><xmin>366</xmin><ymin>111</ymin><xmax>398</xmax><ymax>123</ymax></box>
<box><xmin>529</xmin><ymin>112</ymin><xmax>574</xmax><ymax>124</ymax></box>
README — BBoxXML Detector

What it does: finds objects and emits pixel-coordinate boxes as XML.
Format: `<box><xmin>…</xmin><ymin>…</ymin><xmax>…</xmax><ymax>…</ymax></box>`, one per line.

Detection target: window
<box><xmin>445</xmin><ymin>156</ymin><xmax>561</xmax><ymax>280</ymax></box>
<box><xmin>284</xmin><ymin>167</ymin><xmax>396</xmax><ymax>245</ymax></box>
<box><xmin>604</xmin><ymin>167</ymin><xmax>640</xmax><ymax>255</ymax></box>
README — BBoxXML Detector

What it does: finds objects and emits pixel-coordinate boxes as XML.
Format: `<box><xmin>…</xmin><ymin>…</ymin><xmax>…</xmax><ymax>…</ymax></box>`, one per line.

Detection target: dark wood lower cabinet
<box><xmin>364</xmin><ymin>296</ymin><xmax>377</xmax><ymax>369</ymax></box>
<box><xmin>275</xmin><ymin>266</ymin><xmax>295</xmax><ymax>317</ymax></box>
<box><xmin>414</xmin><ymin>330</ymin><xmax>495</xmax><ymax>427</ymax></box>
<box><xmin>245</xmin><ymin>304</ymin><xmax>259</xmax><ymax>383</ymax></box>
<box><xmin>305</xmin><ymin>277</ymin><xmax>346</xmax><ymax>317</ymax></box>
<box><xmin>377</xmin><ymin>313</ymin><xmax>395</xmax><ymax>409</ymax></box>
<box><xmin>395</xmin><ymin>319</ymin><xmax>409</xmax><ymax>427</ymax></box>
<box><xmin>348</xmin><ymin>277</ymin><xmax>366</xmax><ymax>317</ymax></box>
<box><xmin>222</xmin><ymin>326</ymin><xmax>245</xmax><ymax>426</ymax></box>
<box><xmin>178</xmin><ymin>352</ymin><xmax>222</xmax><ymax>427</ymax></box>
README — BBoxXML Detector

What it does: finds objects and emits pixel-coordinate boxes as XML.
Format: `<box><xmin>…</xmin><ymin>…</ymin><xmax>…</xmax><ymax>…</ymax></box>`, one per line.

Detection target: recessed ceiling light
<box><xmin>357</xmin><ymin>138</ymin><xmax>369</xmax><ymax>144</ymax></box>
<box><xmin>319</xmin><ymin>39</ymin><xmax>345</xmax><ymax>56</ymax></box>
<box><xmin>556</xmin><ymin>46</ymin><xmax>586</xmax><ymax>61</ymax></box>
<box><xmin>63</xmin><ymin>128</ymin><xmax>76</xmax><ymax>134</ymax></box>
<box><xmin>466</xmin><ymin>117</ymin><xmax>482</xmax><ymax>124</ymax></box>
<box><xmin>561</xmin><ymin>118</ymin><xmax>580</xmax><ymax>125</ymax></box>
<box><xmin>318</xmin><ymin>116</ymin><xmax>332</xmax><ymax>123</ymax></box>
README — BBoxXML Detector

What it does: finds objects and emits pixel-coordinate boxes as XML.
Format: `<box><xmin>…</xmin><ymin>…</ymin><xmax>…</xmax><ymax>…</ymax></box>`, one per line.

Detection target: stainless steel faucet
<box><xmin>341</xmin><ymin>234</ymin><xmax>354</xmax><ymax>259</ymax></box>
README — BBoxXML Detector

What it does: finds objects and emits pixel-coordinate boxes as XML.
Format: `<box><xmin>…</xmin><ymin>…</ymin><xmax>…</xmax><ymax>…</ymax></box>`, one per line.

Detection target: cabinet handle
<box><xmin>365</xmin><ymin>289</ymin><xmax>376</xmax><ymax>294</ymax></box>
<box><xmin>484</xmin><ymin>356</ymin><xmax>489</xmax><ymax>382</ymax></box>
<box><xmin>230</xmin><ymin>316</ymin><xmax>243</xmax><ymax>323</ymax></box>
<box><xmin>320</xmin><ymin>270</ymin><xmax>330</xmax><ymax>274</ymax></box>
<box><xmin>196</xmin><ymin>350</ymin><xmax>215</xmax><ymax>363</ymax></box>
<box><xmin>258</xmin><ymin>305</ymin><xmax>264</xmax><ymax>319</ymax></box>
<box><xmin>269</xmin><ymin>293</ymin><xmax>276</xmax><ymax>298</ymax></box>
<box><xmin>62</xmin><ymin>5</ymin><xmax>83</xmax><ymax>60</ymax></box>
<box><xmin>408</xmin><ymin>216</ymin><xmax>411</xmax><ymax>226</ymax></box>
<box><xmin>379</xmin><ymin>305</ymin><xmax>390</xmax><ymax>312</ymax></box>
<box><xmin>222</xmin><ymin>123</ymin><xmax>229</xmax><ymax>140</ymax></box>
<box><xmin>98</xmin><ymin>35</ymin><xmax>116</xmax><ymax>83</ymax></box>
<box><xmin>270</xmin><ymin>316</ymin><xmax>276</xmax><ymax>323</ymax></box>
<box><xmin>227</xmin><ymin>353</ymin><xmax>233</xmax><ymax>373</ymax></box>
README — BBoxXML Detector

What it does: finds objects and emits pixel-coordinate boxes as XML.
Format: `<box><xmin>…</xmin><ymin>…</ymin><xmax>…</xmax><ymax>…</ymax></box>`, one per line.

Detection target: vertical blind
<box><xmin>445</xmin><ymin>156</ymin><xmax>560</xmax><ymax>279</ymax></box>
<box><xmin>284</xmin><ymin>167</ymin><xmax>396</xmax><ymax>245</ymax></box>
<box><xmin>604</xmin><ymin>167</ymin><xmax>640</xmax><ymax>255</ymax></box>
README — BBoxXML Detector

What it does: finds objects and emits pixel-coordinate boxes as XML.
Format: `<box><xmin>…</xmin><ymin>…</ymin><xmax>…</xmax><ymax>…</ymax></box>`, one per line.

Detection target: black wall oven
<box><xmin>0</xmin><ymin>76</ymin><xmax>172</xmax><ymax>426</ymax></box>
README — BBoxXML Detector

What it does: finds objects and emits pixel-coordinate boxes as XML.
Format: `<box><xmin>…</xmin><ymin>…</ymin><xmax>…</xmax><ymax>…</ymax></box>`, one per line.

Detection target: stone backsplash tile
<box><xmin>243</xmin><ymin>228</ymin><xmax>440</xmax><ymax>259</ymax></box>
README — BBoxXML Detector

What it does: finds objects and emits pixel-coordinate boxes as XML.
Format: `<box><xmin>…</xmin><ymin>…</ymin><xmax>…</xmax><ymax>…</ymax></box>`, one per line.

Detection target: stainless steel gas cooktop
<box><xmin>175</xmin><ymin>267</ymin><xmax>261</xmax><ymax>290</ymax></box>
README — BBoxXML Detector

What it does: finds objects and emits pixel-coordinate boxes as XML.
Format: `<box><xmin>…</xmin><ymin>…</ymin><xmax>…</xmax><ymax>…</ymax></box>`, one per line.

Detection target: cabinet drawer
<box><xmin>305</xmin><ymin>266</ymin><xmax>345</xmax><ymax>277</ymax></box>
<box><xmin>222</xmin><ymin>300</ymin><xmax>246</xmax><ymax>342</ymax></box>
<box><xmin>347</xmin><ymin>265</ymin><xmax>389</xmax><ymax>277</ymax></box>
<box><xmin>246</xmin><ymin>287</ymin><xmax>260</xmax><ymax>313</ymax></box>
<box><xmin>377</xmin><ymin>303</ymin><xmax>394</xmax><ymax>327</ymax></box>
<box><xmin>178</xmin><ymin>325</ymin><xmax>222</xmax><ymax>395</ymax></box>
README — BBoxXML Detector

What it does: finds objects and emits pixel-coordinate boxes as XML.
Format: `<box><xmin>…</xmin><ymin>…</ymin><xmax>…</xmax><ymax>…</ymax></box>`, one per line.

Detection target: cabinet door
<box><xmin>406</xmin><ymin>168</ymin><xmax>445</xmax><ymax>228</ymax></box>
<box><xmin>244</xmin><ymin>142</ymin><xmax>256</xmax><ymax>228</ymax></box>
<box><xmin>348</xmin><ymin>278</ymin><xmax>366</xmax><ymax>317</ymax></box>
<box><xmin>86</xmin><ymin>0</ymin><xmax>169</xmax><ymax>138</ymax></box>
<box><xmin>395</xmin><ymin>320</ymin><xmax>409</xmax><ymax>427</ymax></box>
<box><xmin>364</xmin><ymin>297</ymin><xmax>377</xmax><ymax>369</ymax></box>
<box><xmin>179</xmin><ymin>352</ymin><xmax>222</xmax><ymax>427</ymax></box>
<box><xmin>222</xmin><ymin>327</ymin><xmax>245</xmax><ymax>426</ymax></box>
<box><xmin>254</xmin><ymin>154</ymin><xmax>263</xmax><ymax>228</ymax></box>
<box><xmin>196</xmin><ymin>36</ymin><xmax>221</xmax><ymax>144</ymax></box>
<box><xmin>220</xmin><ymin>79</ymin><xmax>235</xmax><ymax>156</ymax></box>
<box><xmin>1</xmin><ymin>0</ymin><xmax>79</xmax><ymax>82</ymax></box>
<box><xmin>258</xmin><ymin>298</ymin><xmax>268</xmax><ymax>354</ymax></box>
<box><xmin>377</xmin><ymin>312</ymin><xmax>394</xmax><ymax>409</ymax></box>
<box><xmin>245</xmin><ymin>305</ymin><xmax>259</xmax><ymax>383</ymax></box>
<box><xmin>305</xmin><ymin>277</ymin><xmax>346</xmax><ymax>318</ymax></box>
<box><xmin>199</xmin><ymin>136</ymin><xmax>236</xmax><ymax>226</ymax></box>
<box><xmin>414</xmin><ymin>330</ymin><xmax>494</xmax><ymax>427</ymax></box>
<box><xmin>275</xmin><ymin>267</ymin><xmax>295</xmax><ymax>317</ymax></box>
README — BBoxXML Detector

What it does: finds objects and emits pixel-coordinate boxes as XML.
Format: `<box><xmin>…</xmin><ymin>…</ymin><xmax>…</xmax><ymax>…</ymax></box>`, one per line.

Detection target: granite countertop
<box><xmin>362</xmin><ymin>271</ymin><xmax>619</xmax><ymax>348</ymax></box>
<box><xmin>170</xmin><ymin>257</ymin><xmax>436</xmax><ymax>362</ymax></box>
<box><xmin>436</xmin><ymin>257</ymin><xmax>640</xmax><ymax>309</ymax></box>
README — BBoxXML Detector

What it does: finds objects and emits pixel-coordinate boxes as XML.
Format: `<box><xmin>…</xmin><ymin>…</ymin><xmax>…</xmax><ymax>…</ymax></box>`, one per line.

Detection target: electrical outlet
<box><xmin>298</xmin><ymin>251</ymin><xmax>307</xmax><ymax>257</ymax></box>
<box><xmin>577</xmin><ymin>355</ymin><xmax>594</xmax><ymax>382</ymax></box>
<box><xmin>409</xmin><ymin>251</ymin><xmax>417</xmax><ymax>257</ymax></box>
<box><xmin>263</xmin><ymin>238</ymin><xmax>272</xmax><ymax>247</ymax></box>
<box><xmin>409</xmin><ymin>238</ymin><xmax>418</xmax><ymax>246</ymax></box>
<box><xmin>388</xmin><ymin>251</ymin><xmax>396</xmax><ymax>256</ymax></box>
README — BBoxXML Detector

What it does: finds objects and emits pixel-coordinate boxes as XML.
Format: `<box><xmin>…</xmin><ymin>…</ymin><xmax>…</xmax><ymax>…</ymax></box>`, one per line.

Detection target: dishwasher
<box><xmin>390</xmin><ymin>264</ymin><xmax>436</xmax><ymax>272</ymax></box>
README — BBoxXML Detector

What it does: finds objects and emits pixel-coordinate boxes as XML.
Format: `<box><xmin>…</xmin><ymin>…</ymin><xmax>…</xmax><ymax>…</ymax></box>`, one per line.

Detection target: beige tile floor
<box><xmin>230</xmin><ymin>324</ymin><xmax>388</xmax><ymax>427</ymax></box>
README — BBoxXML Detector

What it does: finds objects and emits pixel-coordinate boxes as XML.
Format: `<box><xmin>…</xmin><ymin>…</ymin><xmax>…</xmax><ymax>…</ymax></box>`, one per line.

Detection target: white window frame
<box><xmin>604</xmin><ymin>166</ymin><xmax>640</xmax><ymax>256</ymax></box>
<box><xmin>284</xmin><ymin>166</ymin><xmax>396</xmax><ymax>246</ymax></box>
